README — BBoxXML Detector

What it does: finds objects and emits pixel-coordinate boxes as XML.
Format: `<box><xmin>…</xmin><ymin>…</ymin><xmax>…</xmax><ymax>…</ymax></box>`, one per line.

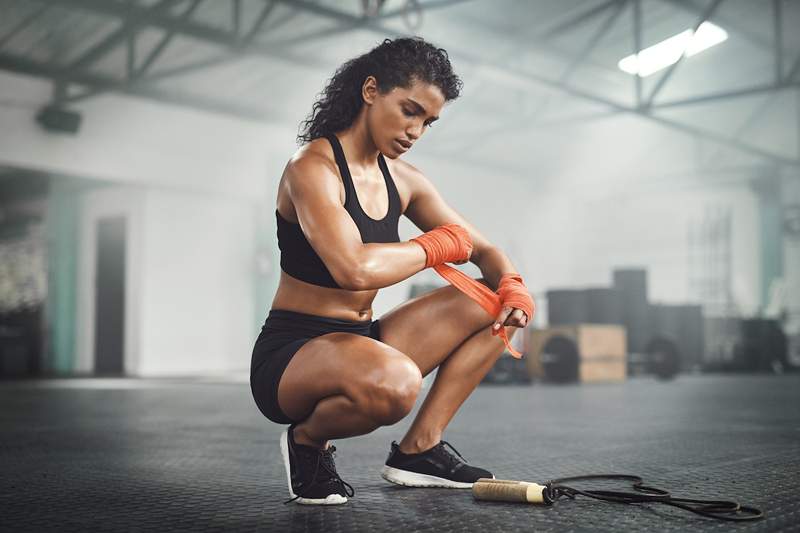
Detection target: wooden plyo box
<box><xmin>527</xmin><ymin>325</ymin><xmax>627</xmax><ymax>383</ymax></box>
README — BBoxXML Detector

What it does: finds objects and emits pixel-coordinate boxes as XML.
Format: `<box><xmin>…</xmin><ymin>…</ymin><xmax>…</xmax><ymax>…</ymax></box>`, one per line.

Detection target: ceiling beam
<box><xmin>278</xmin><ymin>0</ymin><xmax>797</xmax><ymax>166</ymax></box>
<box><xmin>232</xmin><ymin>0</ymin><xmax>241</xmax><ymax>36</ymax></box>
<box><xmin>11</xmin><ymin>0</ymin><xmax>796</xmax><ymax>167</ymax></box>
<box><xmin>41</xmin><ymin>0</ymin><xmax>328</xmax><ymax>69</ymax></box>
<box><xmin>135</xmin><ymin>0</ymin><xmax>204</xmax><ymax>79</ymax></box>
<box><xmin>466</xmin><ymin>0</ymin><xmax>628</xmax><ymax>144</ymax></box>
<box><xmin>115</xmin><ymin>0</ymin><xmax>471</xmax><ymax>89</ymax></box>
<box><xmin>50</xmin><ymin>0</ymin><xmax>206</xmax><ymax>104</ymax></box>
<box><xmin>378</xmin><ymin>0</ymin><xmax>474</xmax><ymax>18</ymax></box>
<box><xmin>264</xmin><ymin>0</ymin><xmax>473</xmax><ymax>47</ymax></box>
<box><xmin>538</xmin><ymin>0</ymin><xmax>624</xmax><ymax>40</ymax></box>
<box><xmin>773</xmin><ymin>0</ymin><xmax>783</xmax><ymax>83</ymax></box>
<box><xmin>703</xmin><ymin>90</ymin><xmax>779</xmax><ymax>167</ymax></box>
<box><xmin>786</xmin><ymin>54</ymin><xmax>800</xmax><ymax>84</ymax></box>
<box><xmin>632</xmin><ymin>0</ymin><xmax>643</xmax><ymax>107</ymax></box>
<box><xmin>559</xmin><ymin>0</ymin><xmax>627</xmax><ymax>83</ymax></box>
<box><xmin>67</xmin><ymin>0</ymin><xmax>181</xmax><ymax>72</ymax></box>
<box><xmin>651</xmin><ymin>81</ymin><xmax>800</xmax><ymax>109</ymax></box>
<box><xmin>659</xmin><ymin>0</ymin><xmax>778</xmax><ymax>53</ymax></box>
<box><xmin>0</xmin><ymin>51</ymin><xmax>281</xmax><ymax>123</ymax></box>
<box><xmin>643</xmin><ymin>0</ymin><xmax>725</xmax><ymax>107</ymax></box>
<box><xmin>0</xmin><ymin>4</ymin><xmax>53</xmax><ymax>51</ymax></box>
<box><xmin>240</xmin><ymin>1</ymin><xmax>277</xmax><ymax>46</ymax></box>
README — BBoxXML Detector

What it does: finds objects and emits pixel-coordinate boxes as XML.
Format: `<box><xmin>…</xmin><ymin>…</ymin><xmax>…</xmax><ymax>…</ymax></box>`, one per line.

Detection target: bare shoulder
<box><xmin>385</xmin><ymin>156</ymin><xmax>426</xmax><ymax>185</ymax></box>
<box><xmin>277</xmin><ymin>139</ymin><xmax>344</xmax><ymax>220</ymax></box>
<box><xmin>285</xmin><ymin>138</ymin><xmax>339</xmax><ymax>182</ymax></box>
<box><xmin>283</xmin><ymin>139</ymin><xmax>347</xmax><ymax>199</ymax></box>
<box><xmin>384</xmin><ymin>157</ymin><xmax>433</xmax><ymax>211</ymax></box>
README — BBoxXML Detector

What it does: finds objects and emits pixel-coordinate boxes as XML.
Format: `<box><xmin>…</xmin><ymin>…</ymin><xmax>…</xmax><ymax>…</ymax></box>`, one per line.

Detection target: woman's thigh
<box><xmin>377</xmin><ymin>279</ymin><xmax>497</xmax><ymax>376</ymax></box>
<box><xmin>276</xmin><ymin>331</ymin><xmax>417</xmax><ymax>422</ymax></box>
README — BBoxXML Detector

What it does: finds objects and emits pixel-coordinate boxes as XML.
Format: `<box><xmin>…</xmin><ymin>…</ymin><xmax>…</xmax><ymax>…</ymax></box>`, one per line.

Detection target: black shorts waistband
<box><xmin>264</xmin><ymin>308</ymin><xmax>373</xmax><ymax>335</ymax></box>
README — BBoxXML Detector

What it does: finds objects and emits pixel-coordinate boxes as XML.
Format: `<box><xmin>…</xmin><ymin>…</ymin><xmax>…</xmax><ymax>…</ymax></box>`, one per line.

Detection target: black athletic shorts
<box><xmin>249</xmin><ymin>309</ymin><xmax>382</xmax><ymax>425</ymax></box>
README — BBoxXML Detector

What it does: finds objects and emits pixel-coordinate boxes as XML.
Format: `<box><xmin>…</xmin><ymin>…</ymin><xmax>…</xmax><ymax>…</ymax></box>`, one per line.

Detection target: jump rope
<box><xmin>412</xmin><ymin>225</ymin><xmax>765</xmax><ymax>521</ymax></box>
<box><xmin>472</xmin><ymin>475</ymin><xmax>764</xmax><ymax>521</ymax></box>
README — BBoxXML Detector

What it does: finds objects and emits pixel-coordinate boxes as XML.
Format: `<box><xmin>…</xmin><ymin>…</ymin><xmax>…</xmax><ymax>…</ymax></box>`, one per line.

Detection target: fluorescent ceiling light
<box><xmin>618</xmin><ymin>22</ymin><xmax>728</xmax><ymax>77</ymax></box>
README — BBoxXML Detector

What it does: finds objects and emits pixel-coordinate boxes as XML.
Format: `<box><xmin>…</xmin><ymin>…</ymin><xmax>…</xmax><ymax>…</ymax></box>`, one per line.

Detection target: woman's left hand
<box><xmin>493</xmin><ymin>306</ymin><xmax>528</xmax><ymax>331</ymax></box>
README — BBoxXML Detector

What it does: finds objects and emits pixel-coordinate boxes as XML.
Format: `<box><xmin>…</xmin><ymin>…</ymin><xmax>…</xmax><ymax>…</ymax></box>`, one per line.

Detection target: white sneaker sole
<box><xmin>280</xmin><ymin>428</ymin><xmax>348</xmax><ymax>505</ymax></box>
<box><xmin>381</xmin><ymin>465</ymin><xmax>492</xmax><ymax>489</ymax></box>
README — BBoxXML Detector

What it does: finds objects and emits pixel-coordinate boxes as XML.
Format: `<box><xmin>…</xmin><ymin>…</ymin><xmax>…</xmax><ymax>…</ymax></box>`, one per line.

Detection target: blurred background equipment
<box><xmin>480</xmin><ymin>354</ymin><xmax>531</xmax><ymax>385</ymax></box>
<box><xmin>521</xmin><ymin>266</ymin><xmax>794</xmax><ymax>383</ymax></box>
<box><xmin>646</xmin><ymin>303</ymin><xmax>703</xmax><ymax>377</ymax></box>
<box><xmin>527</xmin><ymin>324</ymin><xmax>627</xmax><ymax>384</ymax></box>
<box><xmin>704</xmin><ymin>317</ymin><xmax>789</xmax><ymax>373</ymax></box>
<box><xmin>540</xmin><ymin>268</ymin><xmax>698</xmax><ymax>380</ymax></box>
<box><xmin>0</xmin><ymin>171</ymin><xmax>47</xmax><ymax>377</ymax></box>
<box><xmin>688</xmin><ymin>206</ymin><xmax>735</xmax><ymax>317</ymax></box>
<box><xmin>35</xmin><ymin>105</ymin><xmax>82</xmax><ymax>134</ymax></box>
<box><xmin>612</xmin><ymin>269</ymin><xmax>650</xmax><ymax>356</ymax></box>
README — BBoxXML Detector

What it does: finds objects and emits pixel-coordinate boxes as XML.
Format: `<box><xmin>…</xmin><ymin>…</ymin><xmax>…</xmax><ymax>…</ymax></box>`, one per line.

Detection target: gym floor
<box><xmin>2</xmin><ymin>373</ymin><xmax>797</xmax><ymax>532</ymax></box>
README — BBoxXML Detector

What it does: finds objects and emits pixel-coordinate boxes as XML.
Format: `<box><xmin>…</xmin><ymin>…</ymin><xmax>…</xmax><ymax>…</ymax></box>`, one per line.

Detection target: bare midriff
<box><xmin>270</xmin><ymin>270</ymin><xmax>378</xmax><ymax>322</ymax></box>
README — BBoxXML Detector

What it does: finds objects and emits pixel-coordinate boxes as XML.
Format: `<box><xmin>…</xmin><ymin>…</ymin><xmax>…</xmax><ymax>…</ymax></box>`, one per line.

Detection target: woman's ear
<box><xmin>362</xmin><ymin>76</ymin><xmax>378</xmax><ymax>105</ymax></box>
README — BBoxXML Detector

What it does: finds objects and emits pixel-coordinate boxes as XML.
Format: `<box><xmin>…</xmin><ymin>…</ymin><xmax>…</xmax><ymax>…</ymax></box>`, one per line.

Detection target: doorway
<box><xmin>93</xmin><ymin>215</ymin><xmax>126</xmax><ymax>375</ymax></box>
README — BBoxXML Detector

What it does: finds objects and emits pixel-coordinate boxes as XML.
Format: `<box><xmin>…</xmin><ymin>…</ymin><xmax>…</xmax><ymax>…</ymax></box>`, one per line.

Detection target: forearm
<box><xmin>353</xmin><ymin>243</ymin><xmax>517</xmax><ymax>292</ymax></box>
<box><xmin>472</xmin><ymin>246</ymin><xmax>519</xmax><ymax>290</ymax></box>
<box><xmin>352</xmin><ymin>241</ymin><xmax>427</xmax><ymax>290</ymax></box>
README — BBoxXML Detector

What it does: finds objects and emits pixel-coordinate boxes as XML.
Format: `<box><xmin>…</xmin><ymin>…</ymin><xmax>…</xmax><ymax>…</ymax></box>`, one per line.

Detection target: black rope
<box><xmin>541</xmin><ymin>474</ymin><xmax>763</xmax><ymax>522</ymax></box>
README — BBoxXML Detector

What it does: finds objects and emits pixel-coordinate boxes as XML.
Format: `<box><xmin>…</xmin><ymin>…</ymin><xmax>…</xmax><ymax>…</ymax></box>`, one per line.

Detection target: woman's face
<box><xmin>363</xmin><ymin>76</ymin><xmax>445</xmax><ymax>159</ymax></box>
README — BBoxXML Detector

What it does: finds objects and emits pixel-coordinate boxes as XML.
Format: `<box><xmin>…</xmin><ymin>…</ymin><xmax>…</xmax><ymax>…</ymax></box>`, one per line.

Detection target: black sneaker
<box><xmin>280</xmin><ymin>425</ymin><xmax>354</xmax><ymax>505</ymax></box>
<box><xmin>381</xmin><ymin>440</ymin><xmax>494</xmax><ymax>488</ymax></box>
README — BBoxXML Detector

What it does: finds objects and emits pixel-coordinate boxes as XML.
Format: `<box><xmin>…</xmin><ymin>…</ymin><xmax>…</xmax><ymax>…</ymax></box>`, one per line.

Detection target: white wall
<box><xmin>397</xmin><ymin>150</ymin><xmax>762</xmax><ymax>324</ymax></box>
<box><xmin>137</xmin><ymin>188</ymin><xmax>257</xmax><ymax>376</ymax></box>
<box><xmin>75</xmin><ymin>185</ymin><xmax>258</xmax><ymax>376</ymax></box>
<box><xmin>0</xmin><ymin>71</ymin><xmax>285</xmax><ymax>199</ymax></box>
<box><xmin>1</xmin><ymin>71</ymin><xmax>273</xmax><ymax>376</ymax></box>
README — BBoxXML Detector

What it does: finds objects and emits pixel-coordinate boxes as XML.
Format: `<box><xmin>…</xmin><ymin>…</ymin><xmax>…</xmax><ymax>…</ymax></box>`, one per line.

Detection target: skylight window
<box><xmin>618</xmin><ymin>22</ymin><xmax>728</xmax><ymax>77</ymax></box>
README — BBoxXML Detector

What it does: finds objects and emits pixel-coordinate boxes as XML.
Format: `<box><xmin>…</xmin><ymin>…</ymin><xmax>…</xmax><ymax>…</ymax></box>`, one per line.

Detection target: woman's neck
<box><xmin>337</xmin><ymin>117</ymin><xmax>380</xmax><ymax>172</ymax></box>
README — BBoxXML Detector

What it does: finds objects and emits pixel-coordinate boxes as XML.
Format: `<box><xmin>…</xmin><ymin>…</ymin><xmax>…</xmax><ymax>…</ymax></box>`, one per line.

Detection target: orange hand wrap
<box><xmin>411</xmin><ymin>224</ymin><xmax>534</xmax><ymax>357</ymax></box>
<box><xmin>410</xmin><ymin>224</ymin><xmax>473</xmax><ymax>268</ymax></box>
<box><xmin>430</xmin><ymin>267</ymin><xmax>533</xmax><ymax>357</ymax></box>
<box><xmin>496</xmin><ymin>274</ymin><xmax>535</xmax><ymax>325</ymax></box>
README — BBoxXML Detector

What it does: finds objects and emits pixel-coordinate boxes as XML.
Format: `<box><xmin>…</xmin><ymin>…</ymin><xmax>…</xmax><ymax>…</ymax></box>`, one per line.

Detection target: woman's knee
<box><xmin>350</xmin><ymin>356</ymin><xmax>422</xmax><ymax>425</ymax></box>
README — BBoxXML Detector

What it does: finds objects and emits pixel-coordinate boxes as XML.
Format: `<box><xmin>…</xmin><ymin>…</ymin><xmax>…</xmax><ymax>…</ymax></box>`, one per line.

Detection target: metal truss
<box><xmin>438</xmin><ymin>0</ymin><xmax>799</xmax><ymax>167</ymax></box>
<box><xmin>0</xmin><ymin>0</ymin><xmax>465</xmax><ymax>114</ymax></box>
<box><xmin>0</xmin><ymin>0</ymin><xmax>797</xmax><ymax>166</ymax></box>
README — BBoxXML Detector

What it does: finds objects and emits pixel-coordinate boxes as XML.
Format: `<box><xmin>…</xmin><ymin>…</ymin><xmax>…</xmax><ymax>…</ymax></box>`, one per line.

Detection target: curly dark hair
<box><xmin>297</xmin><ymin>37</ymin><xmax>462</xmax><ymax>144</ymax></box>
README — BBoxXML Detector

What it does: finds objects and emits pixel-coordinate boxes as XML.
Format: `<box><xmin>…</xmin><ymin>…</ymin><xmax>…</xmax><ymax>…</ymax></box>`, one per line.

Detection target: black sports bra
<box><xmin>276</xmin><ymin>134</ymin><xmax>402</xmax><ymax>288</ymax></box>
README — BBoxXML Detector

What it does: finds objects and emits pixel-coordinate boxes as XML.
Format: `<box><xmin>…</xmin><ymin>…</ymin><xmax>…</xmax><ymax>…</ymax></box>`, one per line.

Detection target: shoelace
<box><xmin>283</xmin><ymin>445</ymin><xmax>355</xmax><ymax>504</ymax></box>
<box><xmin>432</xmin><ymin>441</ymin><xmax>469</xmax><ymax>472</ymax></box>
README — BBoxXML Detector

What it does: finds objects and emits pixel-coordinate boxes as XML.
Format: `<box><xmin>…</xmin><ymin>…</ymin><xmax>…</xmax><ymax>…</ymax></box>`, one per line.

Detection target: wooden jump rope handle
<box><xmin>472</xmin><ymin>478</ymin><xmax>553</xmax><ymax>504</ymax></box>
